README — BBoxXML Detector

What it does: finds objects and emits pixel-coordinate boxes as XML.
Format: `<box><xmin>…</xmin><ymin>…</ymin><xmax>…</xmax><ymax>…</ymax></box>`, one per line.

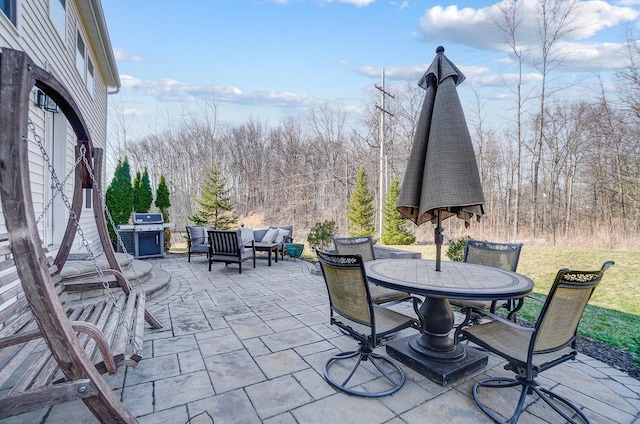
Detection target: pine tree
<box><xmin>381</xmin><ymin>176</ymin><xmax>416</xmax><ymax>245</ymax></box>
<box><xmin>141</xmin><ymin>168</ymin><xmax>154</xmax><ymax>212</ymax></box>
<box><xmin>132</xmin><ymin>171</ymin><xmax>143</xmax><ymax>213</ymax></box>
<box><xmin>133</xmin><ymin>169</ymin><xmax>154</xmax><ymax>213</ymax></box>
<box><xmin>155</xmin><ymin>175</ymin><xmax>172</xmax><ymax>251</ymax></box>
<box><xmin>346</xmin><ymin>166</ymin><xmax>376</xmax><ymax>237</ymax></box>
<box><xmin>105</xmin><ymin>158</ymin><xmax>133</xmax><ymax>244</ymax></box>
<box><xmin>189</xmin><ymin>168</ymin><xmax>238</xmax><ymax>229</ymax></box>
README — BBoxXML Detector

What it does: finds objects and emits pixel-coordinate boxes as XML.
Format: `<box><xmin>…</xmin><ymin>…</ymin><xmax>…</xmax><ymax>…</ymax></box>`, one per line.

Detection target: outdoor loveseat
<box><xmin>244</xmin><ymin>226</ymin><xmax>293</xmax><ymax>260</ymax></box>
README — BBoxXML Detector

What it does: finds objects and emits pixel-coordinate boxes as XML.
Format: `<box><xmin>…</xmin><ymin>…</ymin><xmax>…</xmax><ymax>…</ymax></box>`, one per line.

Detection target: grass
<box><xmin>389</xmin><ymin>244</ymin><xmax>640</xmax><ymax>360</ymax></box>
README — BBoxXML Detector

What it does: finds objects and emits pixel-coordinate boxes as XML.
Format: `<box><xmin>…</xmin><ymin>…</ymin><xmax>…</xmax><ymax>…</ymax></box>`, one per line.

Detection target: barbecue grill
<box><xmin>132</xmin><ymin>213</ymin><xmax>164</xmax><ymax>258</ymax></box>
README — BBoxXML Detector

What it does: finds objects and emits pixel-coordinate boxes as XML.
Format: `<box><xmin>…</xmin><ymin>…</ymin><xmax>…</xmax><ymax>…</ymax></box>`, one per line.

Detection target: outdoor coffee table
<box><xmin>365</xmin><ymin>258</ymin><xmax>534</xmax><ymax>385</ymax></box>
<box><xmin>254</xmin><ymin>242</ymin><xmax>278</xmax><ymax>266</ymax></box>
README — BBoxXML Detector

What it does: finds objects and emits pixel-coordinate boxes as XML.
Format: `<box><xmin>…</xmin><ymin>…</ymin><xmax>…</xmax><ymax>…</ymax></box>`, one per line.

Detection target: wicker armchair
<box><xmin>315</xmin><ymin>249</ymin><xmax>419</xmax><ymax>397</ymax></box>
<box><xmin>332</xmin><ymin>236</ymin><xmax>413</xmax><ymax>305</ymax></box>
<box><xmin>458</xmin><ymin>261</ymin><xmax>614</xmax><ymax>424</ymax></box>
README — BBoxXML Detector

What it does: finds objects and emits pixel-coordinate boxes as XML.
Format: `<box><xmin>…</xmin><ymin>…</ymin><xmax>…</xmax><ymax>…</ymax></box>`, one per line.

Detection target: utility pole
<box><xmin>375</xmin><ymin>69</ymin><xmax>394</xmax><ymax>241</ymax></box>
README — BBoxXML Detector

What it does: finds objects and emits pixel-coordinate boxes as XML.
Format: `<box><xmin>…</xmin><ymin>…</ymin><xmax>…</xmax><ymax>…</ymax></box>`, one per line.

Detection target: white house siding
<box><xmin>0</xmin><ymin>0</ymin><xmax>118</xmax><ymax>254</ymax></box>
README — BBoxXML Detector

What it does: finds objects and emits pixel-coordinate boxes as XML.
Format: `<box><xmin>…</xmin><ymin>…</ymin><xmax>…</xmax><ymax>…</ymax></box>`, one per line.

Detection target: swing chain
<box><xmin>78</xmin><ymin>146</ymin><xmax>144</xmax><ymax>287</ymax></box>
<box><xmin>36</xmin><ymin>151</ymin><xmax>83</xmax><ymax>225</ymax></box>
<box><xmin>28</xmin><ymin>118</ymin><xmax>141</xmax><ymax>354</ymax></box>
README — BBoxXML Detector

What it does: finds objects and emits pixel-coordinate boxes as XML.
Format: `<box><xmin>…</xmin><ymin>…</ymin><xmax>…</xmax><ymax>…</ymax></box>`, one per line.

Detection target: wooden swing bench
<box><xmin>0</xmin><ymin>236</ymin><xmax>149</xmax><ymax>416</ymax></box>
<box><xmin>0</xmin><ymin>48</ymin><xmax>162</xmax><ymax>423</ymax></box>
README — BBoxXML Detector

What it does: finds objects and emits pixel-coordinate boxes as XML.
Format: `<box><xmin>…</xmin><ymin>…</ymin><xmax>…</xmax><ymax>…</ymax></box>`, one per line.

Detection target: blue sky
<box><xmin>102</xmin><ymin>0</ymin><xmax>640</xmax><ymax>139</ymax></box>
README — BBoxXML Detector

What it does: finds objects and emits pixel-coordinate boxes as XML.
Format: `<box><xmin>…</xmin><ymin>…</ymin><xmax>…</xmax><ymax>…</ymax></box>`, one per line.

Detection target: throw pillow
<box><xmin>261</xmin><ymin>227</ymin><xmax>279</xmax><ymax>243</ymax></box>
<box><xmin>239</xmin><ymin>227</ymin><xmax>254</xmax><ymax>245</ymax></box>
<box><xmin>274</xmin><ymin>228</ymin><xmax>290</xmax><ymax>244</ymax></box>
<box><xmin>189</xmin><ymin>226</ymin><xmax>206</xmax><ymax>246</ymax></box>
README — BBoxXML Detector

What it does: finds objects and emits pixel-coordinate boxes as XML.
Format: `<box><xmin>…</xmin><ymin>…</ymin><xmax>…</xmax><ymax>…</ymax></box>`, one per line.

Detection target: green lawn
<box><xmin>387</xmin><ymin>244</ymin><xmax>640</xmax><ymax>359</ymax></box>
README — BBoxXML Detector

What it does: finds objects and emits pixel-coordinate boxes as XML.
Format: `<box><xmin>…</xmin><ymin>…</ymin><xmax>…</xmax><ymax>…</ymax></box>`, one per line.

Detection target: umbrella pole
<box><xmin>435</xmin><ymin>209</ymin><xmax>442</xmax><ymax>271</ymax></box>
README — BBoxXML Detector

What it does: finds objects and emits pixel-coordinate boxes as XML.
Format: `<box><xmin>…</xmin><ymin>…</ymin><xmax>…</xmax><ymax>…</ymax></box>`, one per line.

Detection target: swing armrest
<box><xmin>62</xmin><ymin>269</ymin><xmax>132</xmax><ymax>294</ymax></box>
<box><xmin>71</xmin><ymin>321</ymin><xmax>117</xmax><ymax>375</ymax></box>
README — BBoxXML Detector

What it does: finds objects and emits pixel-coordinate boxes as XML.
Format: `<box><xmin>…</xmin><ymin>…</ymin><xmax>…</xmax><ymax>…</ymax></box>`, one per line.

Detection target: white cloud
<box><xmin>337</xmin><ymin>0</ymin><xmax>375</xmax><ymax>6</ymax></box>
<box><xmin>266</xmin><ymin>0</ymin><xmax>374</xmax><ymax>5</ymax></box>
<box><xmin>113</xmin><ymin>48</ymin><xmax>144</xmax><ymax>62</ymax></box>
<box><xmin>356</xmin><ymin>64</ymin><xmax>428</xmax><ymax>80</ymax></box>
<box><xmin>418</xmin><ymin>0</ymin><xmax>639</xmax><ymax>70</ymax></box>
<box><xmin>118</xmin><ymin>75</ymin><xmax>319</xmax><ymax>109</ymax></box>
<box><xmin>122</xmin><ymin>108</ymin><xmax>144</xmax><ymax>117</ymax></box>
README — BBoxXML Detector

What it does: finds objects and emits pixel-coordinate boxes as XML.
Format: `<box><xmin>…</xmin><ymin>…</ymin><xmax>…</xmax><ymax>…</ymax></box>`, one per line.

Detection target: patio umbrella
<box><xmin>397</xmin><ymin>46</ymin><xmax>484</xmax><ymax>271</ymax></box>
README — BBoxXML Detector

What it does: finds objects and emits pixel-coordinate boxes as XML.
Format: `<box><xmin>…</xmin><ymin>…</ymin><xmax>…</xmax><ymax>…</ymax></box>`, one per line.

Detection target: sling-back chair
<box><xmin>458</xmin><ymin>261</ymin><xmax>614</xmax><ymax>424</ymax></box>
<box><xmin>332</xmin><ymin>236</ymin><xmax>414</xmax><ymax>306</ymax></box>
<box><xmin>451</xmin><ymin>239</ymin><xmax>523</xmax><ymax>333</ymax></box>
<box><xmin>315</xmin><ymin>249</ymin><xmax>419</xmax><ymax>397</ymax></box>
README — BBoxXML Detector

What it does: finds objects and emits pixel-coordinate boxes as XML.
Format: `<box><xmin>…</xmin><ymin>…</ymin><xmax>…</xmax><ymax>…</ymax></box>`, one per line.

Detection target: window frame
<box><xmin>84</xmin><ymin>188</ymin><xmax>93</xmax><ymax>210</ymax></box>
<box><xmin>76</xmin><ymin>31</ymin><xmax>86</xmax><ymax>78</ymax></box>
<box><xmin>0</xmin><ymin>0</ymin><xmax>17</xmax><ymax>27</ymax></box>
<box><xmin>50</xmin><ymin>0</ymin><xmax>66</xmax><ymax>40</ymax></box>
<box><xmin>76</xmin><ymin>31</ymin><xmax>95</xmax><ymax>97</ymax></box>
<box><xmin>87</xmin><ymin>57</ymin><xmax>95</xmax><ymax>97</ymax></box>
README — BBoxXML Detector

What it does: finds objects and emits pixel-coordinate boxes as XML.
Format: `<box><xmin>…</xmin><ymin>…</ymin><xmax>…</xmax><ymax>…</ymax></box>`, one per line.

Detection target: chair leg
<box><xmin>472</xmin><ymin>376</ymin><xmax>591</xmax><ymax>424</ymax></box>
<box><xmin>323</xmin><ymin>346</ymin><xmax>405</xmax><ymax>397</ymax></box>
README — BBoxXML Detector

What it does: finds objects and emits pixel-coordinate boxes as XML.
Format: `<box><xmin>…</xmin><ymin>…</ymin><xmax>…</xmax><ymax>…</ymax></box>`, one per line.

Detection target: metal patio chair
<box><xmin>315</xmin><ymin>249</ymin><xmax>420</xmax><ymax>397</ymax></box>
<box><xmin>208</xmin><ymin>229</ymin><xmax>256</xmax><ymax>273</ymax></box>
<box><xmin>332</xmin><ymin>236</ymin><xmax>413</xmax><ymax>306</ymax></box>
<box><xmin>458</xmin><ymin>261</ymin><xmax>614</xmax><ymax>424</ymax></box>
<box><xmin>186</xmin><ymin>225</ymin><xmax>210</xmax><ymax>262</ymax></box>
<box><xmin>451</xmin><ymin>239</ymin><xmax>523</xmax><ymax>331</ymax></box>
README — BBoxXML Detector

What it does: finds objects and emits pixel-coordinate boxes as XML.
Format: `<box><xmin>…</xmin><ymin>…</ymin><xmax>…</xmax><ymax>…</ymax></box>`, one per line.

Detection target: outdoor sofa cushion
<box><xmin>188</xmin><ymin>226</ymin><xmax>208</xmax><ymax>246</ymax></box>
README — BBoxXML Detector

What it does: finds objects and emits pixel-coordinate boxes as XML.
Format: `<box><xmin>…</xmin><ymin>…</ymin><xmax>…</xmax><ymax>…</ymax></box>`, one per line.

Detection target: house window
<box><xmin>50</xmin><ymin>0</ymin><xmax>66</xmax><ymax>39</ymax></box>
<box><xmin>76</xmin><ymin>33</ymin><xmax>86</xmax><ymax>77</ymax></box>
<box><xmin>84</xmin><ymin>188</ymin><xmax>92</xmax><ymax>209</ymax></box>
<box><xmin>87</xmin><ymin>58</ymin><xmax>94</xmax><ymax>96</ymax></box>
<box><xmin>76</xmin><ymin>32</ymin><xmax>95</xmax><ymax>95</ymax></box>
<box><xmin>1</xmin><ymin>0</ymin><xmax>16</xmax><ymax>26</ymax></box>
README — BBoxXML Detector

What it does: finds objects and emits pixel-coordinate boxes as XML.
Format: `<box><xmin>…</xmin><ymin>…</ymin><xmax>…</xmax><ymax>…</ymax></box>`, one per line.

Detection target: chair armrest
<box><xmin>244</xmin><ymin>239</ymin><xmax>256</xmax><ymax>253</ymax></box>
<box><xmin>455</xmin><ymin>304</ymin><xmax>534</xmax><ymax>344</ymax></box>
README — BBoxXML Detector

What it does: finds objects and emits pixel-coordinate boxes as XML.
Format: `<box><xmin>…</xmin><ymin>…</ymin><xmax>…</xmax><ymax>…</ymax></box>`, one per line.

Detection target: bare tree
<box><xmin>529</xmin><ymin>0</ymin><xmax>578</xmax><ymax>239</ymax></box>
<box><xmin>493</xmin><ymin>0</ymin><xmax>530</xmax><ymax>238</ymax></box>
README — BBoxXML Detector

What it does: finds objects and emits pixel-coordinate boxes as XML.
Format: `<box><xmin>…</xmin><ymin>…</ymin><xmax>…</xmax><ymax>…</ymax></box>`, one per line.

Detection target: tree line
<box><xmin>110</xmin><ymin>2</ymin><xmax>639</xmax><ymax>250</ymax></box>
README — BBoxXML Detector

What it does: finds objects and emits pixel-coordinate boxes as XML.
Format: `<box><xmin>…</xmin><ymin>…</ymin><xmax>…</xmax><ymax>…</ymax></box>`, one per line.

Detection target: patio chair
<box><xmin>332</xmin><ymin>236</ymin><xmax>413</xmax><ymax>306</ymax></box>
<box><xmin>186</xmin><ymin>225</ymin><xmax>210</xmax><ymax>262</ymax></box>
<box><xmin>451</xmin><ymin>239</ymin><xmax>523</xmax><ymax>328</ymax></box>
<box><xmin>208</xmin><ymin>229</ymin><xmax>256</xmax><ymax>273</ymax></box>
<box><xmin>315</xmin><ymin>249</ymin><xmax>419</xmax><ymax>397</ymax></box>
<box><xmin>458</xmin><ymin>261</ymin><xmax>614</xmax><ymax>424</ymax></box>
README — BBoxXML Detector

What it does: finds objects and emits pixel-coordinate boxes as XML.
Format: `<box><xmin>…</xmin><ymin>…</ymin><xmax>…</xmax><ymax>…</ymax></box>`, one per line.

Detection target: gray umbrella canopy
<box><xmin>397</xmin><ymin>46</ymin><xmax>484</xmax><ymax>270</ymax></box>
<box><xmin>397</xmin><ymin>46</ymin><xmax>484</xmax><ymax>227</ymax></box>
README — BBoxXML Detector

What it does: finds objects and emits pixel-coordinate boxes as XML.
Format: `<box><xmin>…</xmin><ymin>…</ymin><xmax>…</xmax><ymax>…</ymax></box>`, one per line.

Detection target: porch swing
<box><xmin>0</xmin><ymin>48</ymin><xmax>162</xmax><ymax>422</ymax></box>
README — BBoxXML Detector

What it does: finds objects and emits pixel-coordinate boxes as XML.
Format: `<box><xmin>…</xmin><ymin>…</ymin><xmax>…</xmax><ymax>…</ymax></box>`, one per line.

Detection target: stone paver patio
<box><xmin>3</xmin><ymin>254</ymin><xmax>639</xmax><ymax>423</ymax></box>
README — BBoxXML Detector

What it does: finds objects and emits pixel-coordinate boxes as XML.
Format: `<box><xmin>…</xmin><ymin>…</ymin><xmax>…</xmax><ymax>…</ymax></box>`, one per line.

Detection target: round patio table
<box><xmin>365</xmin><ymin>259</ymin><xmax>534</xmax><ymax>385</ymax></box>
